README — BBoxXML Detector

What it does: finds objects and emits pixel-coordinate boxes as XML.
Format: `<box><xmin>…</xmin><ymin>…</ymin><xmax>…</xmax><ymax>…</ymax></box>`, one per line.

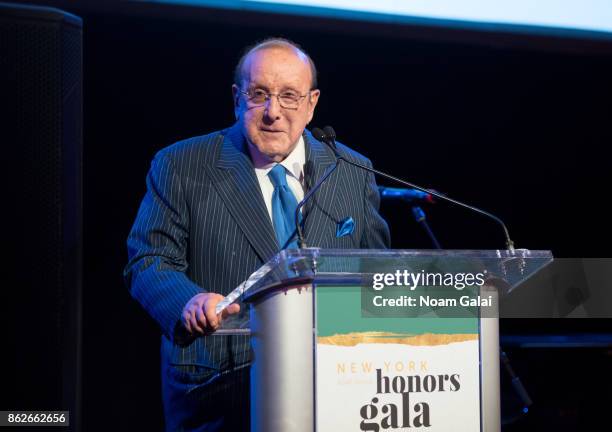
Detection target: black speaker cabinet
<box><xmin>0</xmin><ymin>3</ymin><xmax>82</xmax><ymax>430</ymax></box>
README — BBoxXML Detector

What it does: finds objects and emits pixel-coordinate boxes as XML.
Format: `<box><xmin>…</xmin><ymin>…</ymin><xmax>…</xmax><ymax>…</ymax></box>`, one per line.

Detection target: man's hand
<box><xmin>181</xmin><ymin>293</ymin><xmax>240</xmax><ymax>335</ymax></box>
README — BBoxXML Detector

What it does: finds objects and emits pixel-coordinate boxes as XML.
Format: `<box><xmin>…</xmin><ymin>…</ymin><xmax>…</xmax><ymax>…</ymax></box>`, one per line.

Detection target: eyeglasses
<box><xmin>240</xmin><ymin>88</ymin><xmax>313</xmax><ymax>110</ymax></box>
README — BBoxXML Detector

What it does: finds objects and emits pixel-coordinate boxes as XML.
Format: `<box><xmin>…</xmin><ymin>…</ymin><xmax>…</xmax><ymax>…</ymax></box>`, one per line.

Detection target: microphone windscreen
<box><xmin>311</xmin><ymin>127</ymin><xmax>326</xmax><ymax>142</ymax></box>
<box><xmin>323</xmin><ymin>126</ymin><xmax>336</xmax><ymax>141</ymax></box>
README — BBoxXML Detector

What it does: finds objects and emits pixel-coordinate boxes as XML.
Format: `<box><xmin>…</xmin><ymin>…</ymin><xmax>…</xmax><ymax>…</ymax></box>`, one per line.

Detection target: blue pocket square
<box><xmin>336</xmin><ymin>217</ymin><xmax>355</xmax><ymax>238</ymax></box>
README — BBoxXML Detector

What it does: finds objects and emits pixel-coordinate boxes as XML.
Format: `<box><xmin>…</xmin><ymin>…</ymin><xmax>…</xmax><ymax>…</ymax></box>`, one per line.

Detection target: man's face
<box><xmin>232</xmin><ymin>47</ymin><xmax>320</xmax><ymax>162</ymax></box>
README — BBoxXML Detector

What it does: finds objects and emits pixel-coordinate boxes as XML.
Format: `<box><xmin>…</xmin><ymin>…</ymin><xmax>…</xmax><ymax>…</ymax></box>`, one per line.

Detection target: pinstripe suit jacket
<box><xmin>124</xmin><ymin>123</ymin><xmax>389</xmax><ymax>426</ymax></box>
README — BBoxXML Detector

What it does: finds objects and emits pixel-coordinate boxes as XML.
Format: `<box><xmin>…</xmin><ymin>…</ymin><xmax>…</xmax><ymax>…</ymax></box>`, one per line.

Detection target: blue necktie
<box><xmin>268</xmin><ymin>164</ymin><xmax>301</xmax><ymax>249</ymax></box>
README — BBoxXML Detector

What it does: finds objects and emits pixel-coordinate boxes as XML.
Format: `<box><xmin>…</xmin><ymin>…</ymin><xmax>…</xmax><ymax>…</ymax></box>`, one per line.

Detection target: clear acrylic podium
<box><xmin>216</xmin><ymin>248</ymin><xmax>553</xmax><ymax>432</ymax></box>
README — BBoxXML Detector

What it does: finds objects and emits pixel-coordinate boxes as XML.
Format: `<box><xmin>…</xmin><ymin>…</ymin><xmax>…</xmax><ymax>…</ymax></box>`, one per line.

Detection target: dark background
<box><xmin>7</xmin><ymin>0</ymin><xmax>612</xmax><ymax>430</ymax></box>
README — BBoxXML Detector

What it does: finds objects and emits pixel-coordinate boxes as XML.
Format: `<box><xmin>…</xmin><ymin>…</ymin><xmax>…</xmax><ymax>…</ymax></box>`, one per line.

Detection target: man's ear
<box><xmin>231</xmin><ymin>84</ymin><xmax>240</xmax><ymax>108</ymax></box>
<box><xmin>306</xmin><ymin>89</ymin><xmax>320</xmax><ymax>123</ymax></box>
<box><xmin>232</xmin><ymin>84</ymin><xmax>242</xmax><ymax>120</ymax></box>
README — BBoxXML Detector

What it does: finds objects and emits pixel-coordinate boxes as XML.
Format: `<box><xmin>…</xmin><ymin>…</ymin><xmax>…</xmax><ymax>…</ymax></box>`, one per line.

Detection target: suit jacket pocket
<box><xmin>163</xmin><ymin>336</ymin><xmax>220</xmax><ymax>380</ymax></box>
<box><xmin>167</xmin><ymin>363</ymin><xmax>221</xmax><ymax>391</ymax></box>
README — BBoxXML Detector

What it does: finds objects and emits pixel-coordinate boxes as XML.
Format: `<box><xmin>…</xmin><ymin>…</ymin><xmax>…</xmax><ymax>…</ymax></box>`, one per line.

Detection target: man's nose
<box><xmin>263</xmin><ymin>95</ymin><xmax>282</xmax><ymax>120</ymax></box>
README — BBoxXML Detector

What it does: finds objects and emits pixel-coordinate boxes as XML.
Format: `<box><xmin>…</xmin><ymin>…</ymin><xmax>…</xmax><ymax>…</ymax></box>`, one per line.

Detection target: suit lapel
<box><xmin>205</xmin><ymin>124</ymin><xmax>279</xmax><ymax>262</ymax></box>
<box><xmin>303</xmin><ymin>130</ymin><xmax>341</xmax><ymax>247</ymax></box>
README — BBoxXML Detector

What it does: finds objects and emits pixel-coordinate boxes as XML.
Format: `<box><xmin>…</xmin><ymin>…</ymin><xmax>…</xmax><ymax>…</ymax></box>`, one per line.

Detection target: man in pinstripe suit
<box><xmin>125</xmin><ymin>38</ymin><xmax>390</xmax><ymax>431</ymax></box>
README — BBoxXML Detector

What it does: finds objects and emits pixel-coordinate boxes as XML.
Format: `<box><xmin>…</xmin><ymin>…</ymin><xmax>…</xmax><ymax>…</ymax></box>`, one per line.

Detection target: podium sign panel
<box><xmin>316</xmin><ymin>286</ymin><xmax>481</xmax><ymax>431</ymax></box>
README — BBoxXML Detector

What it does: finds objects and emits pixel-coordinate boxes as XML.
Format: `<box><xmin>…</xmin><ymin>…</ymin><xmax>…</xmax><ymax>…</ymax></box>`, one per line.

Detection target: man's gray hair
<box><xmin>234</xmin><ymin>37</ymin><xmax>318</xmax><ymax>89</ymax></box>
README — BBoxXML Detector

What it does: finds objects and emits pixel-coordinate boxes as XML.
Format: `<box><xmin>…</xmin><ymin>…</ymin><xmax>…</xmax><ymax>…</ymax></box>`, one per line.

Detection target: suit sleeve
<box><xmin>361</xmin><ymin>158</ymin><xmax>391</xmax><ymax>249</ymax></box>
<box><xmin>124</xmin><ymin>151</ymin><xmax>204</xmax><ymax>340</ymax></box>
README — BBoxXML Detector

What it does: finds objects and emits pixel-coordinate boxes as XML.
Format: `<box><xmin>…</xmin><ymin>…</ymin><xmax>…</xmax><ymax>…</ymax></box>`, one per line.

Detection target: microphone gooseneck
<box><xmin>294</xmin><ymin>127</ymin><xmax>342</xmax><ymax>248</ymax></box>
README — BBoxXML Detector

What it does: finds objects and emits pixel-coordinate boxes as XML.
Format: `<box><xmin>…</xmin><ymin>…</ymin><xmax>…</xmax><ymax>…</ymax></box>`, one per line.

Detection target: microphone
<box><xmin>315</xmin><ymin>126</ymin><xmax>516</xmax><ymax>251</ymax></box>
<box><xmin>293</xmin><ymin>128</ymin><xmax>343</xmax><ymax>248</ymax></box>
<box><xmin>313</xmin><ymin>127</ymin><xmax>334</xmax><ymax>149</ymax></box>
<box><xmin>379</xmin><ymin>186</ymin><xmax>435</xmax><ymax>204</ymax></box>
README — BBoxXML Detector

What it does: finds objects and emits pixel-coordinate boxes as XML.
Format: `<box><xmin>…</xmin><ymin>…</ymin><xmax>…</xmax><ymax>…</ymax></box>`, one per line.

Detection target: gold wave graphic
<box><xmin>317</xmin><ymin>332</ymin><xmax>478</xmax><ymax>347</ymax></box>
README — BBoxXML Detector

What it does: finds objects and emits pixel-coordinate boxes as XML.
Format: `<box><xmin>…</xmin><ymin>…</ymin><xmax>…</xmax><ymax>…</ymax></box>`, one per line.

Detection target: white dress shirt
<box><xmin>248</xmin><ymin>136</ymin><xmax>306</xmax><ymax>221</ymax></box>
